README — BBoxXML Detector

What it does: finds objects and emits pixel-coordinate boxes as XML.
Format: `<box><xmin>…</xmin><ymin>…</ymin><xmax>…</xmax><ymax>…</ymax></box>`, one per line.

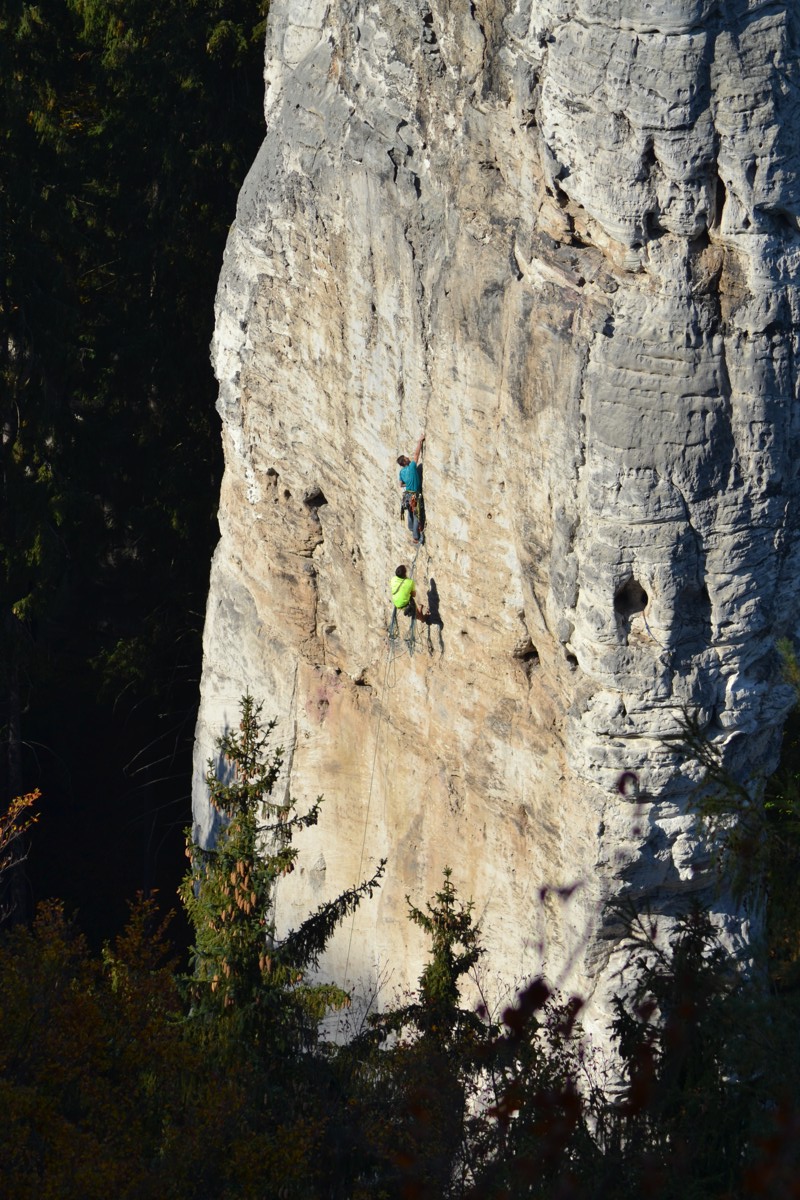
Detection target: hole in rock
<box><xmin>614</xmin><ymin>578</ymin><xmax>648</xmax><ymax>619</ymax></box>
<box><xmin>644</xmin><ymin>212</ymin><xmax>665</xmax><ymax>240</ymax></box>
<box><xmin>566</xmin><ymin>652</ymin><xmax>578</xmax><ymax>670</ymax></box>
<box><xmin>515</xmin><ymin>641</ymin><xmax>540</xmax><ymax>677</ymax></box>
<box><xmin>303</xmin><ymin>486</ymin><xmax>328</xmax><ymax>509</ymax></box>
<box><xmin>513</xmin><ymin>635</ymin><xmax>540</xmax><ymax>663</ymax></box>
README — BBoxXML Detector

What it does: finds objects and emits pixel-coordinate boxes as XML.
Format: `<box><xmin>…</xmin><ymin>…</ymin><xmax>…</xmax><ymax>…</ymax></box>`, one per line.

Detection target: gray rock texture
<box><xmin>194</xmin><ymin>0</ymin><xmax>800</xmax><ymax>1031</ymax></box>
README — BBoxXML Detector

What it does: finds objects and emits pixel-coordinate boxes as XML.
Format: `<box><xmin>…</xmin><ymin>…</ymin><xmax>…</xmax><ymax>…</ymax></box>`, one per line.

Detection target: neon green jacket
<box><xmin>391</xmin><ymin>575</ymin><xmax>415</xmax><ymax>609</ymax></box>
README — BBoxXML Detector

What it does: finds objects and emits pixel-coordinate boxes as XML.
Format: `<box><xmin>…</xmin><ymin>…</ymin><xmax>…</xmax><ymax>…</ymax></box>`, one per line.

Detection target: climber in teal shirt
<box><xmin>397</xmin><ymin>432</ymin><xmax>425</xmax><ymax>543</ymax></box>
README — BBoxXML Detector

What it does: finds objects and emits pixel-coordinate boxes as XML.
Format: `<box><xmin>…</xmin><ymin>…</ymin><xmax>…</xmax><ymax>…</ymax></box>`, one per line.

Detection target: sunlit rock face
<box><xmin>194</xmin><ymin>0</ymin><xmax>800</xmax><ymax>1030</ymax></box>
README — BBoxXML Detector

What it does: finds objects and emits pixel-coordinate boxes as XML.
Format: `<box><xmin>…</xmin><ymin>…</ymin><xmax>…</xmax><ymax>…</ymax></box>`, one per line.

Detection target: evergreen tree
<box><xmin>578</xmin><ymin>902</ymin><xmax>741</xmax><ymax>1198</ymax></box>
<box><xmin>178</xmin><ymin>693</ymin><xmax>386</xmax><ymax>1197</ymax></box>
<box><xmin>342</xmin><ymin>869</ymin><xmax>493</xmax><ymax>1198</ymax></box>
<box><xmin>180</xmin><ymin>693</ymin><xmax>385</xmax><ymax>1056</ymax></box>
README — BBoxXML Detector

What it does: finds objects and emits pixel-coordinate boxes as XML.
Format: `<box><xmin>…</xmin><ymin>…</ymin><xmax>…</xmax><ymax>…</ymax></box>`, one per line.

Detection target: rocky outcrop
<box><xmin>194</xmin><ymin>0</ymin><xmax>800</xmax><ymax>1030</ymax></box>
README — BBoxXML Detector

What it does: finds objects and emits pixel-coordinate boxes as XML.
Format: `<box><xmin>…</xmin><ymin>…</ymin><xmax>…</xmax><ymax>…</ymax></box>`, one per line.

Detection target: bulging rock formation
<box><xmin>194</xmin><ymin>0</ymin><xmax>800</xmax><ymax>1030</ymax></box>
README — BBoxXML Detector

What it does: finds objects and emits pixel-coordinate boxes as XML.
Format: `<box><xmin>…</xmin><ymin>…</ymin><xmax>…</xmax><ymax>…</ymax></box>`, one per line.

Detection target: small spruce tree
<box><xmin>347</xmin><ymin>868</ymin><xmax>489</xmax><ymax>1198</ymax></box>
<box><xmin>180</xmin><ymin>693</ymin><xmax>384</xmax><ymax>1056</ymax></box>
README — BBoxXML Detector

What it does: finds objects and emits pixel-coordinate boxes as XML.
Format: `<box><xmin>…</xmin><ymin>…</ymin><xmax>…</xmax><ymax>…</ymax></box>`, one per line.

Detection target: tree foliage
<box><xmin>0</xmin><ymin>0</ymin><xmax>270</xmax><ymax>887</ymax></box>
<box><xmin>343</xmin><ymin>868</ymin><xmax>490</xmax><ymax>1197</ymax></box>
<box><xmin>2</xmin><ymin>0</ymin><xmax>267</xmax><ymax>633</ymax></box>
<box><xmin>180</xmin><ymin>693</ymin><xmax>385</xmax><ymax>1059</ymax></box>
<box><xmin>0</xmin><ymin>791</ymin><xmax>39</xmax><ymax>882</ymax></box>
<box><xmin>0</xmin><ymin>789</ymin><xmax>40</xmax><ymax>922</ymax></box>
<box><xmin>1</xmin><ymin>0</ymin><xmax>271</xmax><ymax>937</ymax></box>
<box><xmin>0</xmin><ymin>896</ymin><xmax>196</xmax><ymax>1198</ymax></box>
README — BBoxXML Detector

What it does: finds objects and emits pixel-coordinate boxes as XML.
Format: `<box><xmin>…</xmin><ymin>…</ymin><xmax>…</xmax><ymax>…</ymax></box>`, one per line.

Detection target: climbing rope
<box><xmin>642</xmin><ymin>602</ymin><xmax>666</xmax><ymax>650</ymax></box>
<box><xmin>338</xmin><ymin>409</ymin><xmax>438</xmax><ymax>1027</ymax></box>
<box><xmin>337</xmin><ymin>640</ymin><xmax>393</xmax><ymax>1035</ymax></box>
<box><xmin>338</xmin><ymin>530</ymin><xmax>428</xmax><ymax>1015</ymax></box>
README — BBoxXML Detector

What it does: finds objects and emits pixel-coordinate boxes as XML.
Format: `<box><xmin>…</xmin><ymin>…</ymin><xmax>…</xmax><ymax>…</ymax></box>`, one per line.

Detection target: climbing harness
<box><xmin>400</xmin><ymin>489</ymin><xmax>426</xmax><ymax>540</ymax></box>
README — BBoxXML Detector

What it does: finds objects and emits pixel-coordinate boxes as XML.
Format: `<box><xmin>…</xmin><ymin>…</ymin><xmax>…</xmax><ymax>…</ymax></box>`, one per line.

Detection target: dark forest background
<box><xmin>1</xmin><ymin>0</ymin><xmax>270</xmax><ymax>944</ymax></box>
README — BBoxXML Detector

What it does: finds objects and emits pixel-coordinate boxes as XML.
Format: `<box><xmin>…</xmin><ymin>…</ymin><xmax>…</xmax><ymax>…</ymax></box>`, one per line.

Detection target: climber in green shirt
<box><xmin>390</xmin><ymin>565</ymin><xmax>425</xmax><ymax>619</ymax></box>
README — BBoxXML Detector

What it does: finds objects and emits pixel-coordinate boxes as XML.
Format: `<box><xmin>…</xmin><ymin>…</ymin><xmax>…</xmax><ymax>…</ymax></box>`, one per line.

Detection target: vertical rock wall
<box><xmin>194</xmin><ymin>0</ymin><xmax>800</xmax><ymax>1028</ymax></box>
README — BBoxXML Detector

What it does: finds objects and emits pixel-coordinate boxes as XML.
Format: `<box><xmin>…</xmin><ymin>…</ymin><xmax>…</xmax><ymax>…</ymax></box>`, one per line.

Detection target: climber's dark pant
<box><xmin>403</xmin><ymin>492</ymin><xmax>420</xmax><ymax>541</ymax></box>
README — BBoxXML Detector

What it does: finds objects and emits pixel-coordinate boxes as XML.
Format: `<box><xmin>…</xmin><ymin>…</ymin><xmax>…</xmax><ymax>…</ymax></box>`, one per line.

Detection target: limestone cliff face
<box><xmin>194</xmin><ymin>0</ymin><xmax>800</xmax><ymax>1027</ymax></box>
